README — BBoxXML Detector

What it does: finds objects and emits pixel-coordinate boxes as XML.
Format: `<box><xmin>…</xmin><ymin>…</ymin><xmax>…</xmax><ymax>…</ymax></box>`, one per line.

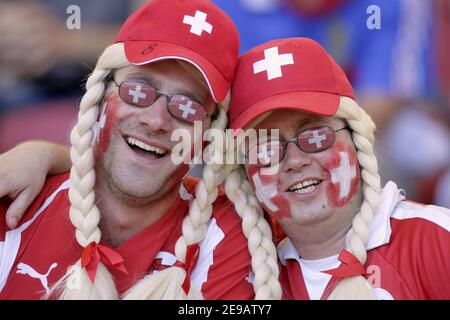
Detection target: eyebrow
<box><xmin>124</xmin><ymin>72</ymin><xmax>207</xmax><ymax>105</ymax></box>
<box><xmin>265</xmin><ymin>117</ymin><xmax>327</xmax><ymax>140</ymax></box>
<box><xmin>296</xmin><ymin>117</ymin><xmax>328</xmax><ymax>130</ymax></box>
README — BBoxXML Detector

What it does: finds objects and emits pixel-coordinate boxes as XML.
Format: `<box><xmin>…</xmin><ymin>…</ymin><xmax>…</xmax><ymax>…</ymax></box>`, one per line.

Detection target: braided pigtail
<box><xmin>327</xmin><ymin>96</ymin><xmax>381</xmax><ymax>299</ymax></box>
<box><xmin>47</xmin><ymin>43</ymin><xmax>129</xmax><ymax>299</ymax></box>
<box><xmin>224</xmin><ymin>130</ymin><xmax>281</xmax><ymax>299</ymax></box>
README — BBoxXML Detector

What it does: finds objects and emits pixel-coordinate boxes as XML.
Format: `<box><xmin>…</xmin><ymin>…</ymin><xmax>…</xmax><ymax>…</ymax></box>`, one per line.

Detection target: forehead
<box><xmin>253</xmin><ymin>109</ymin><xmax>345</xmax><ymax>133</ymax></box>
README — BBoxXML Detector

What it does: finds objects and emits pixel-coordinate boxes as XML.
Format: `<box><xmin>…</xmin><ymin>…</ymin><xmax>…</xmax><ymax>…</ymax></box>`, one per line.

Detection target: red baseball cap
<box><xmin>229</xmin><ymin>38</ymin><xmax>355</xmax><ymax>130</ymax></box>
<box><xmin>115</xmin><ymin>0</ymin><xmax>240</xmax><ymax>103</ymax></box>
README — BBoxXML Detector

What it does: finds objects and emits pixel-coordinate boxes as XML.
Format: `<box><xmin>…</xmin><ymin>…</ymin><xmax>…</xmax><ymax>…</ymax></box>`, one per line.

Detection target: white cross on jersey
<box><xmin>330</xmin><ymin>152</ymin><xmax>356</xmax><ymax>199</ymax></box>
<box><xmin>253</xmin><ymin>46</ymin><xmax>294</xmax><ymax>80</ymax></box>
<box><xmin>183</xmin><ymin>10</ymin><xmax>213</xmax><ymax>36</ymax></box>
<box><xmin>308</xmin><ymin>130</ymin><xmax>327</xmax><ymax>148</ymax></box>
<box><xmin>128</xmin><ymin>85</ymin><xmax>147</xmax><ymax>103</ymax></box>
<box><xmin>252</xmin><ymin>173</ymin><xmax>279</xmax><ymax>212</ymax></box>
<box><xmin>178</xmin><ymin>101</ymin><xmax>197</xmax><ymax>119</ymax></box>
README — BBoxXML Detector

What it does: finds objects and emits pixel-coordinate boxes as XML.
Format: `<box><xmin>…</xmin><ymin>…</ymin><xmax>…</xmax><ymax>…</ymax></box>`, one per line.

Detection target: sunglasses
<box><xmin>107</xmin><ymin>76</ymin><xmax>209</xmax><ymax>124</ymax></box>
<box><xmin>242</xmin><ymin>125</ymin><xmax>350</xmax><ymax>167</ymax></box>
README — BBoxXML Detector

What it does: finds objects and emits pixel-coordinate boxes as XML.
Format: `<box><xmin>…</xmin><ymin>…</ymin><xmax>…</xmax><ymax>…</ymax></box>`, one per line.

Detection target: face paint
<box><xmin>97</xmin><ymin>92</ymin><xmax>121</xmax><ymax>158</ymax></box>
<box><xmin>322</xmin><ymin>142</ymin><xmax>360</xmax><ymax>208</ymax></box>
<box><xmin>247</xmin><ymin>165</ymin><xmax>291</xmax><ymax>219</ymax></box>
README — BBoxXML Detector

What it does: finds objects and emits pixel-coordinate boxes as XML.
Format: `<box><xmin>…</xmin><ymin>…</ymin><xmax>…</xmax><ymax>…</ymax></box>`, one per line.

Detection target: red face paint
<box><xmin>247</xmin><ymin>165</ymin><xmax>292</xmax><ymax>219</ymax></box>
<box><xmin>321</xmin><ymin>142</ymin><xmax>360</xmax><ymax>208</ymax></box>
<box><xmin>96</xmin><ymin>92</ymin><xmax>121</xmax><ymax>159</ymax></box>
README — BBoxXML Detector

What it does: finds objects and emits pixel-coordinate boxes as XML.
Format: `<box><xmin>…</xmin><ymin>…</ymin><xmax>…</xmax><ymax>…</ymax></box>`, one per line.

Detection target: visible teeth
<box><xmin>288</xmin><ymin>179</ymin><xmax>321</xmax><ymax>192</ymax></box>
<box><xmin>126</xmin><ymin>137</ymin><xmax>167</xmax><ymax>155</ymax></box>
<box><xmin>295</xmin><ymin>185</ymin><xmax>316</xmax><ymax>194</ymax></box>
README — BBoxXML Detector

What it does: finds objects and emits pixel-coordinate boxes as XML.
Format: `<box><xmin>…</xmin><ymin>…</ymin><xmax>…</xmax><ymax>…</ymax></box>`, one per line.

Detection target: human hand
<box><xmin>0</xmin><ymin>140</ymin><xmax>70</xmax><ymax>229</ymax></box>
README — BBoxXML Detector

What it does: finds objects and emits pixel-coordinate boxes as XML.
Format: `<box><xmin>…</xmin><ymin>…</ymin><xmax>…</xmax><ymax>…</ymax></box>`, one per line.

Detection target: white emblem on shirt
<box><xmin>16</xmin><ymin>262</ymin><xmax>58</xmax><ymax>294</ymax></box>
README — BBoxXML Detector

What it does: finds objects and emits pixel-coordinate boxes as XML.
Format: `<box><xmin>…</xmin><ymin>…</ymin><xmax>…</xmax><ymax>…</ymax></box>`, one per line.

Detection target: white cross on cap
<box><xmin>128</xmin><ymin>85</ymin><xmax>147</xmax><ymax>103</ymax></box>
<box><xmin>253</xmin><ymin>46</ymin><xmax>294</xmax><ymax>80</ymax></box>
<box><xmin>183</xmin><ymin>10</ymin><xmax>213</xmax><ymax>36</ymax></box>
<box><xmin>178</xmin><ymin>101</ymin><xmax>197</xmax><ymax>119</ymax></box>
<box><xmin>308</xmin><ymin>130</ymin><xmax>327</xmax><ymax>148</ymax></box>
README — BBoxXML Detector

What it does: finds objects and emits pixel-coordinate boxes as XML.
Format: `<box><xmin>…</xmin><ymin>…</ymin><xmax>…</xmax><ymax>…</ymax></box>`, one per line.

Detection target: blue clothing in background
<box><xmin>214</xmin><ymin>0</ymin><xmax>434</xmax><ymax>98</ymax></box>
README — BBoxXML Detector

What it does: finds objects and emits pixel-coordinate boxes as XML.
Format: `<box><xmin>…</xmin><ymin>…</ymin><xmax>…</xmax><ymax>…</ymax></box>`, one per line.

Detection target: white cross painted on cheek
<box><xmin>258</xmin><ymin>149</ymin><xmax>274</xmax><ymax>159</ymax></box>
<box><xmin>308</xmin><ymin>130</ymin><xmax>327</xmax><ymax>148</ymax></box>
<box><xmin>183</xmin><ymin>10</ymin><xmax>213</xmax><ymax>36</ymax></box>
<box><xmin>330</xmin><ymin>152</ymin><xmax>356</xmax><ymax>199</ymax></box>
<box><xmin>253</xmin><ymin>46</ymin><xmax>294</xmax><ymax>80</ymax></box>
<box><xmin>257</xmin><ymin>149</ymin><xmax>274</xmax><ymax>166</ymax></box>
<box><xmin>252</xmin><ymin>173</ymin><xmax>279</xmax><ymax>212</ymax></box>
<box><xmin>128</xmin><ymin>85</ymin><xmax>147</xmax><ymax>103</ymax></box>
<box><xmin>178</xmin><ymin>101</ymin><xmax>197</xmax><ymax>119</ymax></box>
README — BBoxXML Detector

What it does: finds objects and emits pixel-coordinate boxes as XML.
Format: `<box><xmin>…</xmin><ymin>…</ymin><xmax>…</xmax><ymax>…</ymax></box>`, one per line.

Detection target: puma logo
<box><xmin>16</xmin><ymin>262</ymin><xmax>58</xmax><ymax>294</ymax></box>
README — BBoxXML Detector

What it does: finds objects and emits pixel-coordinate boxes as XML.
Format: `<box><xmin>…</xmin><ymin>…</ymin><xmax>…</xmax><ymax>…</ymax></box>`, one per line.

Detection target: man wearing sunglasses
<box><xmin>225</xmin><ymin>37</ymin><xmax>450</xmax><ymax>299</ymax></box>
<box><xmin>0</xmin><ymin>0</ymin><xmax>281</xmax><ymax>300</ymax></box>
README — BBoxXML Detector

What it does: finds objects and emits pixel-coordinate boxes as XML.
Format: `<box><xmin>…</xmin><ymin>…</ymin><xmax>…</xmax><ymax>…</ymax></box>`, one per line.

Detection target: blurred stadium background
<box><xmin>0</xmin><ymin>0</ymin><xmax>449</xmax><ymax>207</ymax></box>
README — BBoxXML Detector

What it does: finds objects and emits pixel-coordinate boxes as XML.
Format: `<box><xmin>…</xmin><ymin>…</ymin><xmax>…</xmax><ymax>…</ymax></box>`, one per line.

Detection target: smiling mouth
<box><xmin>287</xmin><ymin>179</ymin><xmax>323</xmax><ymax>194</ymax></box>
<box><xmin>125</xmin><ymin>137</ymin><xmax>169</xmax><ymax>159</ymax></box>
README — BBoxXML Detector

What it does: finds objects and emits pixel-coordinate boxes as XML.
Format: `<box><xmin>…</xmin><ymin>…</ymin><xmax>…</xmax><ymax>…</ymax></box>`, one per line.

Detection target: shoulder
<box><xmin>182</xmin><ymin>178</ymin><xmax>253</xmax><ymax>299</ymax></box>
<box><xmin>391</xmin><ymin>200</ymin><xmax>450</xmax><ymax>234</ymax></box>
<box><xmin>375</xmin><ymin>200</ymin><xmax>450</xmax><ymax>272</ymax></box>
<box><xmin>183</xmin><ymin>175</ymin><xmax>242</xmax><ymax>233</ymax></box>
<box><xmin>382</xmin><ymin>201</ymin><xmax>450</xmax><ymax>298</ymax></box>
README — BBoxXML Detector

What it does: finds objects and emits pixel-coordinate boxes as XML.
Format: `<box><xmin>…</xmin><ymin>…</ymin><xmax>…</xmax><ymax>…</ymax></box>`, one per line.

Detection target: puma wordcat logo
<box><xmin>16</xmin><ymin>262</ymin><xmax>58</xmax><ymax>294</ymax></box>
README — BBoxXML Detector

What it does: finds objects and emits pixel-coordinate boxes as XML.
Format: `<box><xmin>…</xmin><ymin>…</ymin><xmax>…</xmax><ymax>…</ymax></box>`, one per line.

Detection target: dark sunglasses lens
<box><xmin>168</xmin><ymin>95</ymin><xmax>207</xmax><ymax>123</ymax></box>
<box><xmin>298</xmin><ymin>127</ymin><xmax>335</xmax><ymax>153</ymax></box>
<box><xmin>119</xmin><ymin>82</ymin><xmax>156</xmax><ymax>107</ymax></box>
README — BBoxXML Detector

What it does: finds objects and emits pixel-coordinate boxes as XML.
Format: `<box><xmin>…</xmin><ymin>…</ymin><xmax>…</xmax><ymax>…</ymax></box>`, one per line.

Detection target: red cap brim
<box><xmin>230</xmin><ymin>91</ymin><xmax>340</xmax><ymax>130</ymax></box>
<box><xmin>123</xmin><ymin>40</ymin><xmax>229</xmax><ymax>103</ymax></box>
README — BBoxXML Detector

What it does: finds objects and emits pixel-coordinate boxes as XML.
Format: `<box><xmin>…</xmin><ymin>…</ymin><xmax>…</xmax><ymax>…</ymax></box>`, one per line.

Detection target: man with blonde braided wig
<box><xmin>0</xmin><ymin>0</ymin><xmax>282</xmax><ymax>299</ymax></box>
<box><xmin>226</xmin><ymin>38</ymin><xmax>450</xmax><ymax>299</ymax></box>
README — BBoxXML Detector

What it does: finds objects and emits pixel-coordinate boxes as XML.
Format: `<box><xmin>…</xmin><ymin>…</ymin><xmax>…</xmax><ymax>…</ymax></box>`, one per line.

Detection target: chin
<box><xmin>125</xmin><ymin>184</ymin><xmax>161</xmax><ymax>198</ymax></box>
<box><xmin>110</xmin><ymin>169</ymin><xmax>164</xmax><ymax>196</ymax></box>
<box><xmin>287</xmin><ymin>198</ymin><xmax>333</xmax><ymax>225</ymax></box>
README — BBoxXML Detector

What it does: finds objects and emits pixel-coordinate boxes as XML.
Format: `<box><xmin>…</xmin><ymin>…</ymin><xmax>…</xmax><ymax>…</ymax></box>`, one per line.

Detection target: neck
<box><xmin>94</xmin><ymin>178</ymin><xmax>180</xmax><ymax>247</ymax></box>
<box><xmin>279</xmin><ymin>209</ymin><xmax>355</xmax><ymax>260</ymax></box>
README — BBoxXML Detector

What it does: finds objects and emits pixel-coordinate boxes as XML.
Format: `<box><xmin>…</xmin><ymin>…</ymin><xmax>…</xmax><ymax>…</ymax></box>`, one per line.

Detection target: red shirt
<box><xmin>0</xmin><ymin>173</ymin><xmax>253</xmax><ymax>299</ymax></box>
<box><xmin>278</xmin><ymin>181</ymin><xmax>450</xmax><ymax>300</ymax></box>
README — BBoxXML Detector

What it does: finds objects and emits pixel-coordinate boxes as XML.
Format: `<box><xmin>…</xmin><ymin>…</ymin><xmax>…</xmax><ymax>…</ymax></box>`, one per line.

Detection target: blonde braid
<box><xmin>327</xmin><ymin>96</ymin><xmax>381</xmax><ymax>299</ymax></box>
<box><xmin>124</xmin><ymin>95</ymin><xmax>232</xmax><ymax>299</ymax></box>
<box><xmin>224</xmin><ymin>158</ymin><xmax>282</xmax><ymax>299</ymax></box>
<box><xmin>48</xmin><ymin>43</ymin><xmax>130</xmax><ymax>299</ymax></box>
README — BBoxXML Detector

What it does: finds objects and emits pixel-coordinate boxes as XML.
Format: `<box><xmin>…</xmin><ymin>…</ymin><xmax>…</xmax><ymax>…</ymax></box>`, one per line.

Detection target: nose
<box><xmin>282</xmin><ymin>141</ymin><xmax>312</xmax><ymax>172</ymax></box>
<box><xmin>138</xmin><ymin>96</ymin><xmax>172</xmax><ymax>134</ymax></box>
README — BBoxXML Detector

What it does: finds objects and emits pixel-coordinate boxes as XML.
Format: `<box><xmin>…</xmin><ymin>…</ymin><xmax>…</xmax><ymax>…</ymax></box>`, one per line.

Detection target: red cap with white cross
<box><xmin>115</xmin><ymin>0</ymin><xmax>240</xmax><ymax>103</ymax></box>
<box><xmin>229</xmin><ymin>38</ymin><xmax>355</xmax><ymax>130</ymax></box>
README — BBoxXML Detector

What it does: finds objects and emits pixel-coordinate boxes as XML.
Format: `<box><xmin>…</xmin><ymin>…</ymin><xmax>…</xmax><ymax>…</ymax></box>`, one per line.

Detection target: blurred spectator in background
<box><xmin>213</xmin><ymin>0</ymin><xmax>450</xmax><ymax>204</ymax></box>
<box><xmin>432</xmin><ymin>0</ymin><xmax>450</xmax><ymax>208</ymax></box>
<box><xmin>213</xmin><ymin>0</ymin><xmax>435</xmax><ymax>130</ymax></box>
<box><xmin>0</xmin><ymin>0</ymin><xmax>146</xmax><ymax>149</ymax></box>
